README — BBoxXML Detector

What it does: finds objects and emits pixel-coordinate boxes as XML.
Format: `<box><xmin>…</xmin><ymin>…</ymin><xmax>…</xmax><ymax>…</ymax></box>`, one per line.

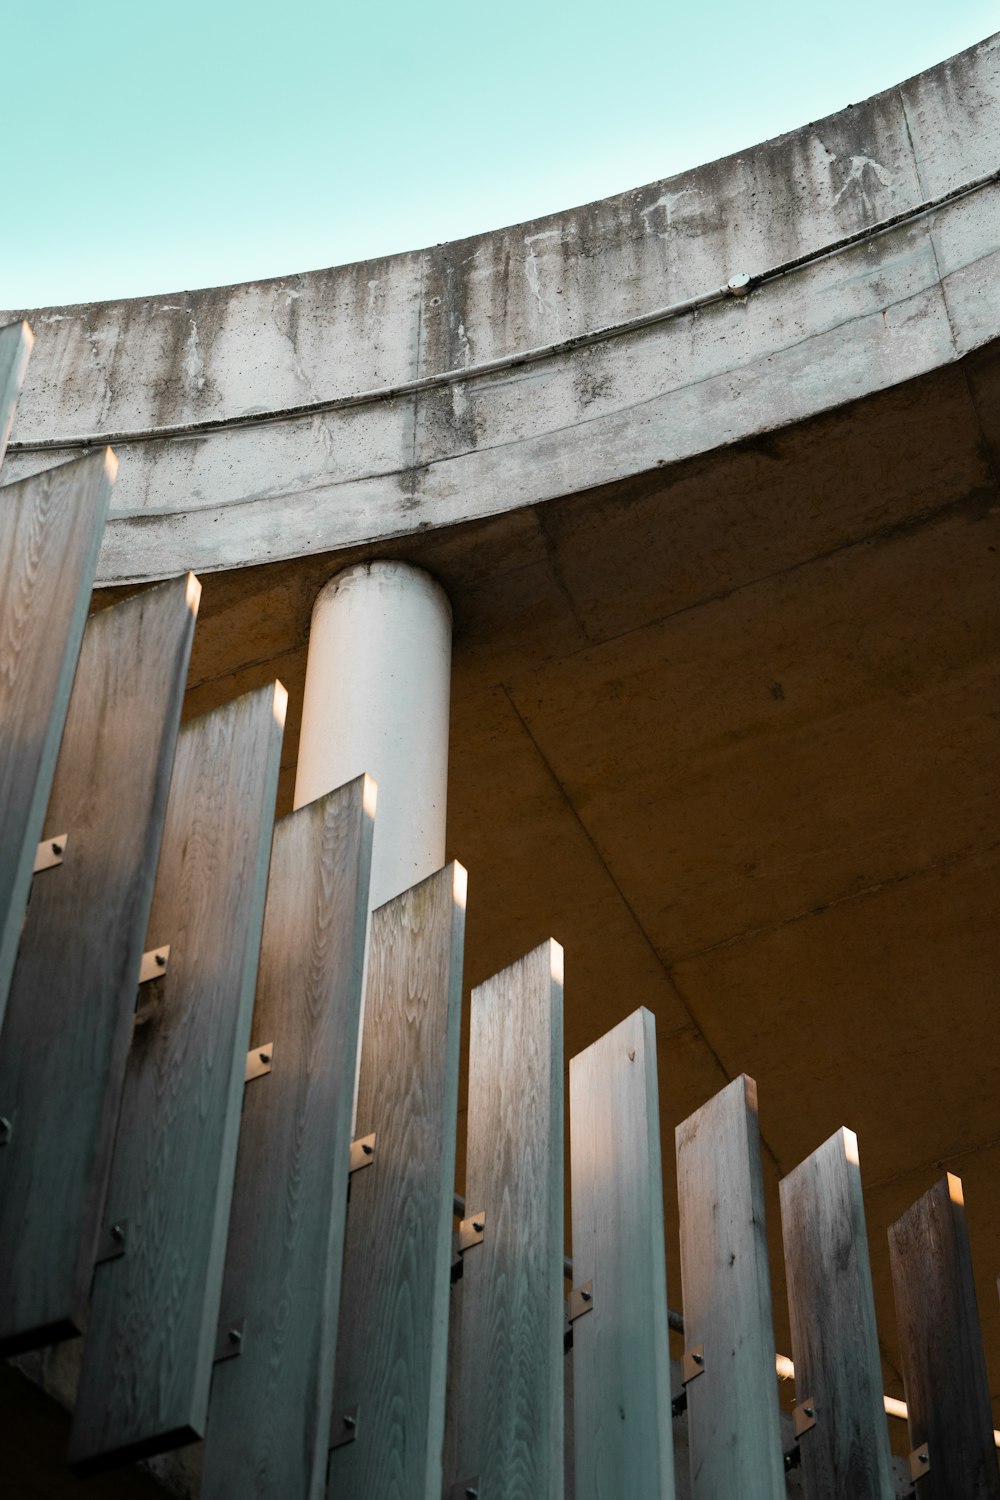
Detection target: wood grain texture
<box><xmin>68</xmin><ymin>683</ymin><xmax>286</xmax><ymax>1474</ymax></box>
<box><xmin>201</xmin><ymin>775</ymin><xmax>376</xmax><ymax>1500</ymax></box>
<box><xmin>675</xmin><ymin>1075</ymin><xmax>785</xmax><ymax>1500</ymax></box>
<box><xmin>0</xmin><ymin>449</ymin><xmax>114</xmax><ymax>1030</ymax></box>
<box><xmin>0</xmin><ymin>320</ymin><xmax>32</xmax><ymax>465</ymax></box>
<box><xmin>780</xmin><ymin>1128</ymin><xmax>894</xmax><ymax>1500</ymax></box>
<box><xmin>0</xmin><ymin>573</ymin><xmax>198</xmax><ymax>1354</ymax></box>
<box><xmin>446</xmin><ymin>940</ymin><xmax>564</xmax><ymax>1500</ymax></box>
<box><xmin>888</xmin><ymin>1175</ymin><xmax>1000</xmax><ymax>1499</ymax></box>
<box><xmin>327</xmin><ymin>863</ymin><xmax>466</xmax><ymax>1500</ymax></box>
<box><xmin>570</xmin><ymin>1007</ymin><xmax>675</xmax><ymax>1500</ymax></box>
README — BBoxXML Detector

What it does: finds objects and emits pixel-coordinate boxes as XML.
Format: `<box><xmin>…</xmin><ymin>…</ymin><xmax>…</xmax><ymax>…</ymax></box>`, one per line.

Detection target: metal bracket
<box><xmin>447</xmin><ymin>1480</ymin><xmax>480</xmax><ymax>1499</ymax></box>
<box><xmin>349</xmin><ymin>1133</ymin><xmax>376</xmax><ymax>1174</ymax></box>
<box><xmin>329</xmin><ymin>1404</ymin><xmax>359</xmax><ymax>1450</ymax></box>
<box><xmin>95</xmin><ymin>1219</ymin><xmax>128</xmax><ymax>1265</ymax></box>
<box><xmin>682</xmin><ymin>1344</ymin><xmax>706</xmax><ymax>1384</ymax></box>
<box><xmin>909</xmin><ymin>1445</ymin><xmax>930</xmax><ymax>1481</ymax></box>
<box><xmin>214</xmin><ymin>1318</ymin><xmax>244</xmax><ymax>1362</ymax></box>
<box><xmin>793</xmin><ymin>1398</ymin><xmax>816</xmax><ymax>1437</ymax></box>
<box><xmin>0</xmin><ymin>1113</ymin><xmax>14</xmax><ymax>1146</ymax></box>
<box><xmin>33</xmin><ymin>834</ymin><xmax>68</xmax><ymax>875</ymax></box>
<box><xmin>245</xmin><ymin>1043</ymin><xmax>273</xmax><ymax>1083</ymax></box>
<box><xmin>567</xmin><ymin>1280</ymin><xmax>594</xmax><ymax>1323</ymax></box>
<box><xmin>138</xmin><ymin>945</ymin><xmax>170</xmax><ymax>983</ymax></box>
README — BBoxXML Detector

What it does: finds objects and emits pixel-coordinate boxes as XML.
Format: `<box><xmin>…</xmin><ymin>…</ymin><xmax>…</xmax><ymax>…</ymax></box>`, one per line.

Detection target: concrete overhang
<box><xmin>2</xmin><ymin>35</ymin><xmax>1000</xmax><ymax>586</ymax></box>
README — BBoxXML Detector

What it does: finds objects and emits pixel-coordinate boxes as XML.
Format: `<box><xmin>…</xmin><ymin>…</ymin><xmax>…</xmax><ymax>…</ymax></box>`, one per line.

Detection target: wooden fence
<box><xmin>2</xmin><ymin>319</ymin><xmax>999</xmax><ymax>1499</ymax></box>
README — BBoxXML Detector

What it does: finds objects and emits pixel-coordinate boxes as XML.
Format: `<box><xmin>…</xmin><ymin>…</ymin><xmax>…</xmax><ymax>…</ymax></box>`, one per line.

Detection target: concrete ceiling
<box><xmin>88</xmin><ymin>336</ymin><xmax>1000</xmax><ymax>1445</ymax></box>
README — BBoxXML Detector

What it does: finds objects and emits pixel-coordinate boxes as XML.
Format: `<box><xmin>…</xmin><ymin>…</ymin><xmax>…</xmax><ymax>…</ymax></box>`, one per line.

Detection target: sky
<box><xmin>4</xmin><ymin>2</ymin><xmax>997</xmax><ymax>309</ymax></box>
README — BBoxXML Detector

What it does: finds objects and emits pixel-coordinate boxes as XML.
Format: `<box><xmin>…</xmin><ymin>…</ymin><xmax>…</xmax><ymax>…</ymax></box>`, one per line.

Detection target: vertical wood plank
<box><xmin>68</xmin><ymin>683</ymin><xmax>286</xmax><ymax>1474</ymax></box>
<box><xmin>201</xmin><ymin>775</ymin><xmax>376</xmax><ymax>1500</ymax></box>
<box><xmin>0</xmin><ymin>319</ymin><xmax>33</xmax><ymax>464</ymax></box>
<box><xmin>0</xmin><ymin>449</ymin><xmax>115</xmax><ymax>1030</ymax></box>
<box><xmin>888</xmin><ymin>1175</ymin><xmax>1000</xmax><ymax>1499</ymax></box>
<box><xmin>780</xmin><ymin>1128</ymin><xmax>894</xmax><ymax>1500</ymax></box>
<box><xmin>675</xmin><ymin>1075</ymin><xmax>785</xmax><ymax>1500</ymax></box>
<box><xmin>0</xmin><ymin>573</ymin><xmax>199</xmax><ymax>1354</ymax></box>
<box><xmin>447</xmin><ymin>941</ymin><xmax>565</xmax><ymax>1500</ymax></box>
<box><xmin>569</xmin><ymin>1007</ymin><xmax>675</xmax><ymax>1500</ymax></box>
<box><xmin>327</xmin><ymin>863</ymin><xmax>467</xmax><ymax>1500</ymax></box>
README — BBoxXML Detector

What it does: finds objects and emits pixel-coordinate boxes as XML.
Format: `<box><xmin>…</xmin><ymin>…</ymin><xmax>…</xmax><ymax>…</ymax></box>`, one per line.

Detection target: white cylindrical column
<box><xmin>294</xmin><ymin>560</ymin><xmax>452</xmax><ymax>909</ymax></box>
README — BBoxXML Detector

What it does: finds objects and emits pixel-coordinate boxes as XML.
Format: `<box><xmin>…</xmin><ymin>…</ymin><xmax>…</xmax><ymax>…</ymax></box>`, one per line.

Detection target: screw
<box><xmin>51</xmin><ymin>842</ymin><xmax>63</xmax><ymax>856</ymax></box>
<box><xmin>581</xmin><ymin>1288</ymin><xmax>592</xmax><ymax>1302</ymax></box>
<box><xmin>472</xmin><ymin>1219</ymin><xmax>484</xmax><ymax>1233</ymax></box>
<box><xmin>0</xmin><ymin>1116</ymin><xmax>11</xmax><ymax>1142</ymax></box>
<box><xmin>692</xmin><ymin>1352</ymin><xmax>704</xmax><ymax>1365</ymax></box>
<box><xmin>362</xmin><ymin>1141</ymin><xmax>374</xmax><ymax>1155</ymax></box>
<box><xmin>465</xmin><ymin>1489</ymin><xmax>478</xmax><ymax>1498</ymax></box>
<box><xmin>342</xmin><ymin>1414</ymin><xmax>356</xmax><ymax>1430</ymax></box>
<box><xmin>259</xmin><ymin>1051</ymin><xmax>270</xmax><ymax>1064</ymax></box>
<box><xmin>919</xmin><ymin>1452</ymin><xmax>929</xmax><ymax>1464</ymax></box>
<box><xmin>156</xmin><ymin>952</ymin><xmax>167</xmax><ymax>967</ymax></box>
<box><xmin>803</xmin><ymin>1406</ymin><xmax>814</xmax><ymax>1418</ymax></box>
<box><xmin>229</xmin><ymin>1327</ymin><xmax>242</xmax><ymax>1345</ymax></box>
<box><xmin>111</xmin><ymin>1223</ymin><xmax>125</xmax><ymax>1241</ymax></box>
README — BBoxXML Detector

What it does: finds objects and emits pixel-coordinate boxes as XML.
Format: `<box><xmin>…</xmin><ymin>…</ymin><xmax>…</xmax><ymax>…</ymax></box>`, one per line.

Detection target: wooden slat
<box><xmin>327</xmin><ymin>863</ymin><xmax>467</xmax><ymax>1500</ymax></box>
<box><xmin>675</xmin><ymin>1074</ymin><xmax>785</xmax><ymax>1500</ymax></box>
<box><xmin>68</xmin><ymin>683</ymin><xmax>286</xmax><ymax>1474</ymax></box>
<box><xmin>888</xmin><ymin>1174</ymin><xmax>1000</xmax><ymax>1499</ymax></box>
<box><xmin>0</xmin><ymin>573</ymin><xmax>199</xmax><ymax>1355</ymax></box>
<box><xmin>780</xmin><ymin>1128</ymin><xmax>894</xmax><ymax>1500</ymax></box>
<box><xmin>446</xmin><ymin>941</ymin><xmax>565</xmax><ymax>1500</ymax></box>
<box><xmin>569</xmin><ymin>1007</ymin><xmax>675</xmax><ymax>1500</ymax></box>
<box><xmin>201</xmin><ymin>775</ymin><xmax>376</xmax><ymax>1500</ymax></box>
<box><xmin>0</xmin><ymin>319</ymin><xmax>33</xmax><ymax>464</ymax></box>
<box><xmin>0</xmin><ymin>449</ymin><xmax>115</xmax><ymax>1031</ymax></box>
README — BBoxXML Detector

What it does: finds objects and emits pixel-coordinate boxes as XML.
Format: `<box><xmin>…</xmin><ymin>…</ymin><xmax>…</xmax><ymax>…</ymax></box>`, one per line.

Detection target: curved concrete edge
<box><xmin>2</xmin><ymin>33</ymin><xmax>999</xmax><ymax>585</ymax></box>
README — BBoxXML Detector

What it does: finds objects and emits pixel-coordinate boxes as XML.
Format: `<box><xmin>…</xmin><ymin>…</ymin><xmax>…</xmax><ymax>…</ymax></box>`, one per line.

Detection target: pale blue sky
<box><xmin>5</xmin><ymin>2</ymin><xmax>997</xmax><ymax>308</ymax></box>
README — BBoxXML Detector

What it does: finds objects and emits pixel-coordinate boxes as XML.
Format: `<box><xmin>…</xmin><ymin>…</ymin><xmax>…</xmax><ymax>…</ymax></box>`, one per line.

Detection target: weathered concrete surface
<box><xmin>1</xmin><ymin>35</ymin><xmax>999</xmax><ymax>584</ymax></box>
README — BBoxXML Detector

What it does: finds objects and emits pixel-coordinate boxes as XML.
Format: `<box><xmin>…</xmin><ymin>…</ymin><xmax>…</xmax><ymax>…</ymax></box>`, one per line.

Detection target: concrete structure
<box><xmin>2</xmin><ymin>29</ymin><xmax>999</xmax><ymax>1487</ymax></box>
<box><xmin>295</xmin><ymin>560</ymin><xmax>452</xmax><ymax>909</ymax></box>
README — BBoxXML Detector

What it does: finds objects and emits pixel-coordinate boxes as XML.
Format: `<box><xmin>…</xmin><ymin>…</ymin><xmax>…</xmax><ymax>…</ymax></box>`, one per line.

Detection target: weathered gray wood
<box><xmin>0</xmin><ymin>572</ymin><xmax>199</xmax><ymax>1354</ymax></box>
<box><xmin>570</xmin><ymin>1007</ymin><xmax>675</xmax><ymax>1500</ymax></box>
<box><xmin>68</xmin><ymin>683</ymin><xmax>286</xmax><ymax>1474</ymax></box>
<box><xmin>0</xmin><ymin>320</ymin><xmax>33</xmax><ymax>465</ymax></box>
<box><xmin>446</xmin><ymin>940</ymin><xmax>564</xmax><ymax>1500</ymax></box>
<box><xmin>201</xmin><ymin>775</ymin><xmax>376</xmax><ymax>1500</ymax></box>
<box><xmin>327</xmin><ymin>863</ymin><xmax>467</xmax><ymax>1500</ymax></box>
<box><xmin>888</xmin><ymin>1175</ymin><xmax>1000</xmax><ymax>1499</ymax></box>
<box><xmin>675</xmin><ymin>1074</ymin><xmax>785</xmax><ymax>1500</ymax></box>
<box><xmin>780</xmin><ymin>1128</ymin><xmax>894</xmax><ymax>1500</ymax></box>
<box><xmin>0</xmin><ymin>449</ymin><xmax>115</xmax><ymax>1031</ymax></box>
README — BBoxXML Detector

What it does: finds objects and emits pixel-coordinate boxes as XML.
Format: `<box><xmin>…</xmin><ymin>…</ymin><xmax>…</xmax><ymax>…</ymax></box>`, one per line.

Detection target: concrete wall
<box><xmin>2</xmin><ymin>34</ymin><xmax>999</xmax><ymax>586</ymax></box>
